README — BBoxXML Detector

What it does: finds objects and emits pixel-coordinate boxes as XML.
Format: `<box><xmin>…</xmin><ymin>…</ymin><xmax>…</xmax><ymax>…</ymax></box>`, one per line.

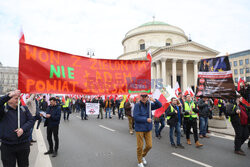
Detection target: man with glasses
<box><xmin>134</xmin><ymin>94</ymin><xmax>162</xmax><ymax>167</ymax></box>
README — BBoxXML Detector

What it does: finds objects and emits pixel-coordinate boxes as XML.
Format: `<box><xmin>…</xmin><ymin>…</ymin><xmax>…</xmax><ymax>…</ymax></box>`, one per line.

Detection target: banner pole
<box><xmin>18</xmin><ymin>97</ymin><xmax>20</xmax><ymax>129</ymax></box>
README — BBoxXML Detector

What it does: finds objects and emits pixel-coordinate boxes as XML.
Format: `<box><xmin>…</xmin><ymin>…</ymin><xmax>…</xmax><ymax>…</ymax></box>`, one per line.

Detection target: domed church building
<box><xmin>118</xmin><ymin>21</ymin><xmax>219</xmax><ymax>91</ymax></box>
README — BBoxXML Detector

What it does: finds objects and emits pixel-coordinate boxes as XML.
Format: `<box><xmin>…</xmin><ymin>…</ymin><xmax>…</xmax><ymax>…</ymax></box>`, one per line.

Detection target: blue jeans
<box><xmin>29</xmin><ymin>117</ymin><xmax>36</xmax><ymax>141</ymax></box>
<box><xmin>29</xmin><ymin>127</ymin><xmax>34</xmax><ymax>141</ymax></box>
<box><xmin>199</xmin><ymin>117</ymin><xmax>208</xmax><ymax>136</ymax></box>
<box><xmin>81</xmin><ymin>108</ymin><xmax>86</xmax><ymax>119</ymax></box>
<box><xmin>154</xmin><ymin>116</ymin><xmax>165</xmax><ymax>137</ymax></box>
<box><xmin>76</xmin><ymin>104</ymin><xmax>80</xmax><ymax>112</ymax></box>
<box><xmin>105</xmin><ymin>108</ymin><xmax>111</xmax><ymax>118</ymax></box>
<box><xmin>118</xmin><ymin>108</ymin><xmax>124</xmax><ymax>119</ymax></box>
<box><xmin>170</xmin><ymin>122</ymin><xmax>181</xmax><ymax>145</ymax></box>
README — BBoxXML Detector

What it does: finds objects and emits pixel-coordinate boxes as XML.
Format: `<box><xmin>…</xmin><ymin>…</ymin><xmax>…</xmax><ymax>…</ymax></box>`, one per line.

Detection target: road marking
<box><xmin>209</xmin><ymin>133</ymin><xmax>234</xmax><ymax>140</ymax></box>
<box><xmin>172</xmin><ymin>153</ymin><xmax>213</xmax><ymax>167</ymax></box>
<box><xmin>34</xmin><ymin>124</ymin><xmax>52</xmax><ymax>167</ymax></box>
<box><xmin>99</xmin><ymin>125</ymin><xmax>116</xmax><ymax>132</ymax></box>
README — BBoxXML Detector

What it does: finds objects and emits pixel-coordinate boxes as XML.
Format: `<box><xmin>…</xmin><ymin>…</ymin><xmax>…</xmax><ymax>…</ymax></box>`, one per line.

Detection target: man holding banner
<box><xmin>134</xmin><ymin>94</ymin><xmax>162</xmax><ymax>167</ymax></box>
<box><xmin>0</xmin><ymin>90</ymin><xmax>34</xmax><ymax>167</ymax></box>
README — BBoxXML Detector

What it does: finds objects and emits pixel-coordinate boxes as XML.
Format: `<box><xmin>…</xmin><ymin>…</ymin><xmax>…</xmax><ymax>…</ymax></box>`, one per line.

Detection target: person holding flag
<box><xmin>133</xmin><ymin>94</ymin><xmax>162</xmax><ymax>167</ymax></box>
<box><xmin>0</xmin><ymin>90</ymin><xmax>34</xmax><ymax>167</ymax></box>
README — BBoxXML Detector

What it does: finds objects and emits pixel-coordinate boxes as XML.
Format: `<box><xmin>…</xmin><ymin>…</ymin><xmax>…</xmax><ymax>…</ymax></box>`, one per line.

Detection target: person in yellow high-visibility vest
<box><xmin>166</xmin><ymin>97</ymin><xmax>184</xmax><ymax>148</ymax></box>
<box><xmin>119</xmin><ymin>95</ymin><xmax>127</xmax><ymax>120</ymax></box>
<box><xmin>62</xmin><ymin>96</ymin><xmax>71</xmax><ymax>121</ymax></box>
<box><xmin>218</xmin><ymin>99</ymin><xmax>228</xmax><ymax>119</ymax></box>
<box><xmin>183</xmin><ymin>94</ymin><xmax>203</xmax><ymax>148</ymax></box>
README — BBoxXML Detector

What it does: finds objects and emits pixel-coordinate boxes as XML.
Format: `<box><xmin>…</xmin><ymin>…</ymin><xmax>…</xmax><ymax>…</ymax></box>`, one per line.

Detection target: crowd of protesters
<box><xmin>0</xmin><ymin>87</ymin><xmax>249</xmax><ymax>167</ymax></box>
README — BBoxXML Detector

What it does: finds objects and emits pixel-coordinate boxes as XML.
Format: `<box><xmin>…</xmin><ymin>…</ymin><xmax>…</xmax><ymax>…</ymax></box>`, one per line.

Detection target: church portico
<box><xmin>118</xmin><ymin>20</ymin><xmax>219</xmax><ymax>91</ymax></box>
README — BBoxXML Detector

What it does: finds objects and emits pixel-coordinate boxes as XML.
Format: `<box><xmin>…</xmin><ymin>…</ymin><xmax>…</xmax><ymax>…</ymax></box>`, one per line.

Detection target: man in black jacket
<box><xmin>0</xmin><ymin>90</ymin><xmax>34</xmax><ymax>167</ymax></box>
<box><xmin>166</xmin><ymin>97</ymin><xmax>184</xmax><ymax>148</ymax></box>
<box><xmin>43</xmin><ymin>97</ymin><xmax>61</xmax><ymax>157</ymax></box>
<box><xmin>198</xmin><ymin>97</ymin><xmax>212</xmax><ymax>138</ymax></box>
<box><xmin>226</xmin><ymin>97</ymin><xmax>249</xmax><ymax>156</ymax></box>
<box><xmin>80</xmin><ymin>98</ymin><xmax>87</xmax><ymax>120</ymax></box>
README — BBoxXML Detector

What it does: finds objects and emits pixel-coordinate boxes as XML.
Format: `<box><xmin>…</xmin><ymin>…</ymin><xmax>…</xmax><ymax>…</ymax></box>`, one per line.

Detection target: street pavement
<box><xmin>1</xmin><ymin>113</ymin><xmax>250</xmax><ymax>167</ymax></box>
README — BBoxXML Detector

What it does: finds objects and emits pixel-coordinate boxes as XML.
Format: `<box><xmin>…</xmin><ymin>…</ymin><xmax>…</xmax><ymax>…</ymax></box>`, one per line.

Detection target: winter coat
<box><xmin>0</xmin><ymin>95</ymin><xmax>34</xmax><ymax>145</ymax></box>
<box><xmin>133</xmin><ymin>99</ymin><xmax>162</xmax><ymax>132</ymax></box>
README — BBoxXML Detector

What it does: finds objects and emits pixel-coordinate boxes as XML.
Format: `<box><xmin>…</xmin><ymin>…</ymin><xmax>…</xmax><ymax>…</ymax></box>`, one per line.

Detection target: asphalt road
<box><xmin>0</xmin><ymin>112</ymin><xmax>249</xmax><ymax>167</ymax></box>
<box><xmin>38</xmin><ymin>113</ymin><xmax>250</xmax><ymax>167</ymax></box>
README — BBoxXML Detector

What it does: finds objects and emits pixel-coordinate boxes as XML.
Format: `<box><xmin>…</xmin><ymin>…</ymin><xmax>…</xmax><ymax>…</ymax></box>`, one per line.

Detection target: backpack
<box><xmin>239</xmin><ymin>104</ymin><xmax>248</xmax><ymax>125</ymax></box>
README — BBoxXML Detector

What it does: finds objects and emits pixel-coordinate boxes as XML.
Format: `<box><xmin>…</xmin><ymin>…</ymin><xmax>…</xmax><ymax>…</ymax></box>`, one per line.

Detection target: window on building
<box><xmin>230</xmin><ymin>62</ymin><xmax>232</xmax><ymax>67</ymax></box>
<box><xmin>239</xmin><ymin>60</ymin><xmax>243</xmax><ymax>65</ymax></box>
<box><xmin>140</xmin><ymin>44</ymin><xmax>145</xmax><ymax>50</ymax></box>
<box><xmin>247</xmin><ymin>77</ymin><xmax>250</xmax><ymax>82</ymax></box>
<box><xmin>234</xmin><ymin>61</ymin><xmax>237</xmax><ymax>66</ymax></box>
<box><xmin>235</xmin><ymin>77</ymin><xmax>238</xmax><ymax>83</ymax></box>
<box><xmin>246</xmin><ymin>68</ymin><xmax>249</xmax><ymax>73</ymax></box>
<box><xmin>245</xmin><ymin>59</ymin><xmax>249</xmax><ymax>64</ymax></box>
<box><xmin>166</xmin><ymin>38</ymin><xmax>172</xmax><ymax>46</ymax></box>
<box><xmin>234</xmin><ymin>69</ymin><xmax>238</xmax><ymax>74</ymax></box>
<box><xmin>138</xmin><ymin>39</ymin><xmax>145</xmax><ymax>50</ymax></box>
<box><xmin>240</xmin><ymin>68</ymin><xmax>244</xmax><ymax>74</ymax></box>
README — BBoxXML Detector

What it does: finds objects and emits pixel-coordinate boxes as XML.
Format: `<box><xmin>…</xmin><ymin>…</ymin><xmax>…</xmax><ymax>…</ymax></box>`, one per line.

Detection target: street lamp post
<box><xmin>87</xmin><ymin>49</ymin><xmax>95</xmax><ymax>58</ymax></box>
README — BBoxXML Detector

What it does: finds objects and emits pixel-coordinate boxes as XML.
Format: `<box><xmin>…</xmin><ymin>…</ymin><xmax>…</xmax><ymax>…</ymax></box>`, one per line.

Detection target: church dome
<box><xmin>119</xmin><ymin>21</ymin><xmax>188</xmax><ymax>60</ymax></box>
<box><xmin>123</xmin><ymin>21</ymin><xmax>187</xmax><ymax>44</ymax></box>
<box><xmin>139</xmin><ymin>21</ymin><xmax>170</xmax><ymax>27</ymax></box>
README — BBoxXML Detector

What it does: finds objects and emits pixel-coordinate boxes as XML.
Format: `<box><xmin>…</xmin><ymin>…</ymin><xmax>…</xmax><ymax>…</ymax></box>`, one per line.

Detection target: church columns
<box><xmin>182</xmin><ymin>60</ymin><xmax>188</xmax><ymax>91</ymax></box>
<box><xmin>161</xmin><ymin>58</ymin><xmax>167</xmax><ymax>87</ymax></box>
<box><xmin>172</xmin><ymin>59</ymin><xmax>177</xmax><ymax>88</ymax></box>
<box><xmin>151</xmin><ymin>63</ymin><xmax>155</xmax><ymax>80</ymax></box>
<box><xmin>194</xmin><ymin>60</ymin><xmax>199</xmax><ymax>89</ymax></box>
<box><xmin>156</xmin><ymin>60</ymin><xmax>161</xmax><ymax>81</ymax></box>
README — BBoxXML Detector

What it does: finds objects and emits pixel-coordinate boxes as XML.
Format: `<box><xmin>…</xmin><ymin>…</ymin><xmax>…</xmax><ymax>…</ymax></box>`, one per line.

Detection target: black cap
<box><xmin>49</xmin><ymin>97</ymin><xmax>57</xmax><ymax>101</ymax></box>
<box><xmin>140</xmin><ymin>94</ymin><xmax>148</xmax><ymax>97</ymax></box>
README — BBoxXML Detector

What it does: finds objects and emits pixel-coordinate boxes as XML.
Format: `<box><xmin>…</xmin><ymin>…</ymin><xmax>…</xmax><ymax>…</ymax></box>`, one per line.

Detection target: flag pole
<box><xmin>18</xmin><ymin>97</ymin><xmax>20</xmax><ymax>129</ymax></box>
<box><xmin>149</xmin><ymin>99</ymin><xmax>151</xmax><ymax>119</ymax></box>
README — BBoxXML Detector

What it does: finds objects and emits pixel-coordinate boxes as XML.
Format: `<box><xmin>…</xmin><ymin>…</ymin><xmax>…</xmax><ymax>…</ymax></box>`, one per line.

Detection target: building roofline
<box><xmin>227</xmin><ymin>49</ymin><xmax>250</xmax><ymax>58</ymax></box>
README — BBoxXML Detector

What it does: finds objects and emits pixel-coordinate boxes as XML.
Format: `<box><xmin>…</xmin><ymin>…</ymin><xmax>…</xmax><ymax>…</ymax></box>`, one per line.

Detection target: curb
<box><xmin>209</xmin><ymin>129</ymin><xmax>235</xmax><ymax>137</ymax></box>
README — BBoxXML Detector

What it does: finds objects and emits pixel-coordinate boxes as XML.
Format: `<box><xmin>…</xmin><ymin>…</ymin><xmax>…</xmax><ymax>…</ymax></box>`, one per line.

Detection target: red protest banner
<box><xmin>18</xmin><ymin>42</ymin><xmax>151</xmax><ymax>95</ymax></box>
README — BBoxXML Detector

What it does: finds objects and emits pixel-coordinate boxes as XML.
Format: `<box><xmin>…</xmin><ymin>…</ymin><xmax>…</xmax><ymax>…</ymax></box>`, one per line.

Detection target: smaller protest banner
<box><xmin>86</xmin><ymin>103</ymin><xmax>99</xmax><ymax>115</ymax></box>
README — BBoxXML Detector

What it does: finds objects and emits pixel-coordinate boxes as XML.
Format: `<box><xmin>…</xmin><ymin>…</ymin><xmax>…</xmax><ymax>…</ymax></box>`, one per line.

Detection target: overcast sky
<box><xmin>0</xmin><ymin>0</ymin><xmax>249</xmax><ymax>67</ymax></box>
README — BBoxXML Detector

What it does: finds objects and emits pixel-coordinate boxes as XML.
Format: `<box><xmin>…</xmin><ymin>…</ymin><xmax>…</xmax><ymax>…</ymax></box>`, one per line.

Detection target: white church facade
<box><xmin>118</xmin><ymin>21</ymin><xmax>219</xmax><ymax>91</ymax></box>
